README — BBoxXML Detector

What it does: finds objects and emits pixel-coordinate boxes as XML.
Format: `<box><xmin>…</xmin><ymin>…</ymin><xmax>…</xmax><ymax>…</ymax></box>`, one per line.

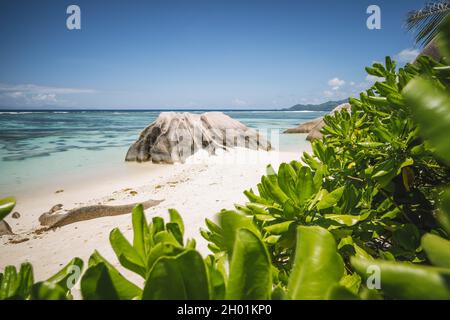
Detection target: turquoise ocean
<box><xmin>0</xmin><ymin>110</ymin><xmax>324</xmax><ymax>195</ymax></box>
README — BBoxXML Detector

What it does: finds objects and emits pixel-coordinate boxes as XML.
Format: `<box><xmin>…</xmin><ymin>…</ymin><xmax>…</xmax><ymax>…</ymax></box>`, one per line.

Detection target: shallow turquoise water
<box><xmin>0</xmin><ymin>110</ymin><xmax>323</xmax><ymax>194</ymax></box>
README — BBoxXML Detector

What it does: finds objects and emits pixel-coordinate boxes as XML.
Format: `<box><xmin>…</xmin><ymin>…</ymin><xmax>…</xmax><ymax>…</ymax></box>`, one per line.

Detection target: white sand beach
<box><xmin>0</xmin><ymin>147</ymin><xmax>309</xmax><ymax>296</ymax></box>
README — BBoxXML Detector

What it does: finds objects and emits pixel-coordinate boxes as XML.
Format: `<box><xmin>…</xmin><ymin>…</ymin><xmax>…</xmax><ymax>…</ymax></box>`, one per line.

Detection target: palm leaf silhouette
<box><xmin>406</xmin><ymin>0</ymin><xmax>450</xmax><ymax>46</ymax></box>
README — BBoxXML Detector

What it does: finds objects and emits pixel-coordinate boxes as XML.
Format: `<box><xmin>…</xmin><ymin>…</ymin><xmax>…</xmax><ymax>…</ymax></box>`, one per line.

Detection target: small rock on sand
<box><xmin>12</xmin><ymin>212</ymin><xmax>21</xmax><ymax>219</ymax></box>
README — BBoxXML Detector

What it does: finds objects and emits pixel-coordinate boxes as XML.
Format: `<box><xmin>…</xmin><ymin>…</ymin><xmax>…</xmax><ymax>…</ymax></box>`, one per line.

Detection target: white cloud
<box><xmin>0</xmin><ymin>83</ymin><xmax>96</xmax><ymax>95</ymax></box>
<box><xmin>32</xmin><ymin>93</ymin><xmax>57</xmax><ymax>103</ymax></box>
<box><xmin>231</xmin><ymin>98</ymin><xmax>248</xmax><ymax>107</ymax></box>
<box><xmin>328</xmin><ymin>77</ymin><xmax>346</xmax><ymax>88</ymax></box>
<box><xmin>395</xmin><ymin>48</ymin><xmax>420</xmax><ymax>63</ymax></box>
<box><xmin>0</xmin><ymin>83</ymin><xmax>96</xmax><ymax>107</ymax></box>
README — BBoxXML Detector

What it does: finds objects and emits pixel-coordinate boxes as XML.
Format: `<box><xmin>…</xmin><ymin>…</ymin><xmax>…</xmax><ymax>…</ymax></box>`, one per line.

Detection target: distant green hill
<box><xmin>283</xmin><ymin>99</ymin><xmax>348</xmax><ymax>112</ymax></box>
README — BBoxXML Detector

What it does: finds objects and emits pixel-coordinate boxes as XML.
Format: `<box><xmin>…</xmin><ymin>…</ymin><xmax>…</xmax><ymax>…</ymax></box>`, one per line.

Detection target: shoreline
<box><xmin>0</xmin><ymin>147</ymin><xmax>307</xmax><ymax>296</ymax></box>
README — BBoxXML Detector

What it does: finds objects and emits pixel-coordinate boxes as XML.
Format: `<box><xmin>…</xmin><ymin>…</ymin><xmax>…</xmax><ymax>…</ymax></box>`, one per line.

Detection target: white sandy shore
<box><xmin>0</xmin><ymin>147</ymin><xmax>309</xmax><ymax>296</ymax></box>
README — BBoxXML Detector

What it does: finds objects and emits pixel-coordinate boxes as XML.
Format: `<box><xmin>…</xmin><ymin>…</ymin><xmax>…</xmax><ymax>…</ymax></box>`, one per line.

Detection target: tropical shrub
<box><xmin>76</xmin><ymin>206</ymin><xmax>358</xmax><ymax>300</ymax></box>
<box><xmin>202</xmin><ymin>16</ymin><xmax>450</xmax><ymax>287</ymax></box>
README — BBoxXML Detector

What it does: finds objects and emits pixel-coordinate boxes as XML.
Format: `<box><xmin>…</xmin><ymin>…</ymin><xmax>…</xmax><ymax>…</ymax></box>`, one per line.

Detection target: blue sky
<box><xmin>0</xmin><ymin>0</ymin><xmax>426</xmax><ymax>109</ymax></box>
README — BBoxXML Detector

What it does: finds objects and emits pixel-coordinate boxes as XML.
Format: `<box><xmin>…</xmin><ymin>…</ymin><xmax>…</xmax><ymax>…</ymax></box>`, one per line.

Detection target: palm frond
<box><xmin>406</xmin><ymin>0</ymin><xmax>450</xmax><ymax>46</ymax></box>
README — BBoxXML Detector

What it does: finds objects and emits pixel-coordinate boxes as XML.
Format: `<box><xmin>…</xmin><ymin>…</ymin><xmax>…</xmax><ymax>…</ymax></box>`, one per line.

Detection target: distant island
<box><xmin>282</xmin><ymin>99</ymin><xmax>348</xmax><ymax>112</ymax></box>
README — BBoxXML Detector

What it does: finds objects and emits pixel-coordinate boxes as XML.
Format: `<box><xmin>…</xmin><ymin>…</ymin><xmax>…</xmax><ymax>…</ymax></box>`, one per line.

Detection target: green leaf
<box><xmin>205</xmin><ymin>255</ymin><xmax>226</xmax><ymax>300</ymax></box>
<box><xmin>0</xmin><ymin>263</ymin><xmax>34</xmax><ymax>300</ymax></box>
<box><xmin>131</xmin><ymin>204</ymin><xmax>149</xmax><ymax>259</ymax></box>
<box><xmin>166</xmin><ymin>222</ymin><xmax>184</xmax><ymax>246</ymax></box>
<box><xmin>295</xmin><ymin>167</ymin><xmax>314</xmax><ymax>205</ymax></box>
<box><xmin>0</xmin><ymin>197</ymin><xmax>15</xmax><ymax>222</ymax></box>
<box><xmin>226</xmin><ymin>229</ymin><xmax>272</xmax><ymax>300</ymax></box>
<box><xmin>316</xmin><ymin>186</ymin><xmax>345</xmax><ymax>210</ymax></box>
<box><xmin>168</xmin><ymin>208</ymin><xmax>184</xmax><ymax>235</ymax></box>
<box><xmin>277</xmin><ymin>163</ymin><xmax>297</xmax><ymax>200</ymax></box>
<box><xmin>403</xmin><ymin>77</ymin><xmax>450</xmax><ymax>165</ymax></box>
<box><xmin>80</xmin><ymin>263</ymin><xmax>121</xmax><ymax>300</ymax></box>
<box><xmin>81</xmin><ymin>251</ymin><xmax>142</xmax><ymax>300</ymax></box>
<box><xmin>219</xmin><ymin>210</ymin><xmax>259</xmax><ymax>256</ymax></box>
<box><xmin>438</xmin><ymin>188</ymin><xmax>450</xmax><ymax>234</ymax></box>
<box><xmin>0</xmin><ymin>266</ymin><xmax>18</xmax><ymax>300</ymax></box>
<box><xmin>244</xmin><ymin>189</ymin><xmax>272</xmax><ymax>205</ymax></box>
<box><xmin>30</xmin><ymin>282</ymin><xmax>68</xmax><ymax>300</ymax></box>
<box><xmin>46</xmin><ymin>257</ymin><xmax>83</xmax><ymax>295</ymax></box>
<box><xmin>339</xmin><ymin>273</ymin><xmax>361</xmax><ymax>294</ymax></box>
<box><xmin>262</xmin><ymin>175</ymin><xmax>289</xmax><ymax>204</ymax></box>
<box><xmin>288</xmin><ymin>226</ymin><xmax>344</xmax><ymax>300</ymax></box>
<box><xmin>146</xmin><ymin>243</ymin><xmax>184</xmax><ymax>271</ymax></box>
<box><xmin>153</xmin><ymin>230</ymin><xmax>180</xmax><ymax>246</ymax></box>
<box><xmin>143</xmin><ymin>250</ymin><xmax>209</xmax><ymax>300</ymax></box>
<box><xmin>151</xmin><ymin>216</ymin><xmax>165</xmax><ymax>235</ymax></box>
<box><xmin>422</xmin><ymin>233</ymin><xmax>450</xmax><ymax>268</ymax></box>
<box><xmin>326</xmin><ymin>285</ymin><xmax>360</xmax><ymax>300</ymax></box>
<box><xmin>324</xmin><ymin>212</ymin><xmax>371</xmax><ymax>227</ymax></box>
<box><xmin>351</xmin><ymin>257</ymin><xmax>450</xmax><ymax>300</ymax></box>
<box><xmin>264</xmin><ymin>221</ymin><xmax>294</xmax><ymax>235</ymax></box>
<box><xmin>109</xmin><ymin>228</ymin><xmax>146</xmax><ymax>278</ymax></box>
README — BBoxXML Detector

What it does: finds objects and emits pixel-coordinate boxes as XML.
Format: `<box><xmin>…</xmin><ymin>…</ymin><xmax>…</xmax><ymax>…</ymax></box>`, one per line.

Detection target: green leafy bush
<box><xmin>0</xmin><ymin>258</ymin><xmax>83</xmax><ymax>300</ymax></box>
<box><xmin>78</xmin><ymin>205</ymin><xmax>356</xmax><ymax>300</ymax></box>
<box><xmin>202</xmin><ymin>15</ymin><xmax>450</xmax><ymax>292</ymax></box>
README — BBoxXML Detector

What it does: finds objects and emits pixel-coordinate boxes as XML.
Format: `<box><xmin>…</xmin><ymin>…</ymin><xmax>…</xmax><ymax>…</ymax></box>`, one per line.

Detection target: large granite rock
<box><xmin>284</xmin><ymin>117</ymin><xmax>323</xmax><ymax>134</ymax></box>
<box><xmin>284</xmin><ymin>103</ymin><xmax>351</xmax><ymax>142</ymax></box>
<box><xmin>126</xmin><ymin>112</ymin><xmax>271</xmax><ymax>163</ymax></box>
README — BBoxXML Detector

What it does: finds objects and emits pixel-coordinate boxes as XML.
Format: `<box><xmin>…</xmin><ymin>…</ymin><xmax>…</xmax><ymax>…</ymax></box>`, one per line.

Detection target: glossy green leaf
<box><xmin>30</xmin><ymin>282</ymin><xmax>68</xmax><ymax>300</ymax></box>
<box><xmin>146</xmin><ymin>242</ymin><xmax>184</xmax><ymax>272</ymax></box>
<box><xmin>80</xmin><ymin>263</ymin><xmax>121</xmax><ymax>300</ymax></box>
<box><xmin>295</xmin><ymin>166</ymin><xmax>314</xmax><ymax>205</ymax></box>
<box><xmin>81</xmin><ymin>251</ymin><xmax>142</xmax><ymax>300</ymax></box>
<box><xmin>131</xmin><ymin>204</ymin><xmax>149</xmax><ymax>259</ymax></box>
<box><xmin>403</xmin><ymin>77</ymin><xmax>450</xmax><ymax>165</ymax></box>
<box><xmin>264</xmin><ymin>221</ymin><xmax>294</xmax><ymax>235</ymax></box>
<box><xmin>168</xmin><ymin>208</ymin><xmax>184</xmax><ymax>235</ymax></box>
<box><xmin>316</xmin><ymin>187</ymin><xmax>345</xmax><ymax>210</ymax></box>
<box><xmin>422</xmin><ymin>233</ymin><xmax>450</xmax><ymax>268</ymax></box>
<box><xmin>288</xmin><ymin>226</ymin><xmax>344</xmax><ymax>300</ymax></box>
<box><xmin>205</xmin><ymin>255</ymin><xmax>226</xmax><ymax>300</ymax></box>
<box><xmin>324</xmin><ymin>212</ymin><xmax>371</xmax><ymax>227</ymax></box>
<box><xmin>166</xmin><ymin>222</ymin><xmax>184</xmax><ymax>246</ymax></box>
<box><xmin>277</xmin><ymin>163</ymin><xmax>297</xmax><ymax>199</ymax></box>
<box><xmin>351</xmin><ymin>257</ymin><xmax>450</xmax><ymax>300</ymax></box>
<box><xmin>219</xmin><ymin>210</ymin><xmax>258</xmax><ymax>256</ymax></box>
<box><xmin>46</xmin><ymin>257</ymin><xmax>83</xmax><ymax>295</ymax></box>
<box><xmin>226</xmin><ymin>229</ymin><xmax>272</xmax><ymax>300</ymax></box>
<box><xmin>438</xmin><ymin>188</ymin><xmax>450</xmax><ymax>235</ymax></box>
<box><xmin>0</xmin><ymin>263</ymin><xmax>34</xmax><ymax>300</ymax></box>
<box><xmin>326</xmin><ymin>285</ymin><xmax>360</xmax><ymax>300</ymax></box>
<box><xmin>0</xmin><ymin>197</ymin><xmax>15</xmax><ymax>222</ymax></box>
<box><xmin>109</xmin><ymin>228</ymin><xmax>146</xmax><ymax>277</ymax></box>
<box><xmin>143</xmin><ymin>250</ymin><xmax>209</xmax><ymax>300</ymax></box>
